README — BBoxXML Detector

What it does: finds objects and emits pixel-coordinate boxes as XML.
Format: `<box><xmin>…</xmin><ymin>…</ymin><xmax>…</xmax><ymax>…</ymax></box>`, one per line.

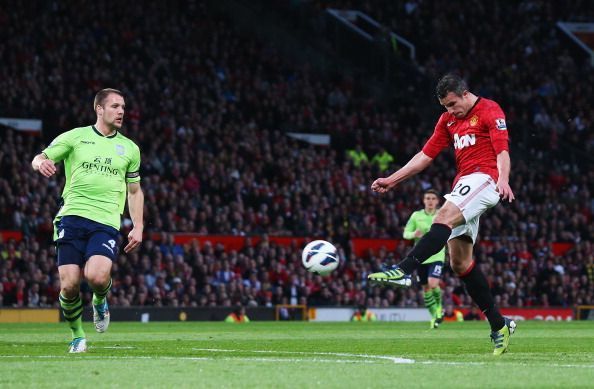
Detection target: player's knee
<box><xmin>60</xmin><ymin>284</ymin><xmax>80</xmax><ymax>298</ymax></box>
<box><xmin>428</xmin><ymin>278</ymin><xmax>440</xmax><ymax>289</ymax></box>
<box><xmin>434</xmin><ymin>207</ymin><xmax>464</xmax><ymax>228</ymax></box>
<box><xmin>451</xmin><ymin>260</ymin><xmax>472</xmax><ymax>276</ymax></box>
<box><xmin>86</xmin><ymin>273</ymin><xmax>110</xmax><ymax>289</ymax></box>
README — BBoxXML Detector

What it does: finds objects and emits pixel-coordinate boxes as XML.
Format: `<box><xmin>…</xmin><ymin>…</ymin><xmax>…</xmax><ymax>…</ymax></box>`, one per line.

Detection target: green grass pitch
<box><xmin>1</xmin><ymin>321</ymin><xmax>593</xmax><ymax>388</ymax></box>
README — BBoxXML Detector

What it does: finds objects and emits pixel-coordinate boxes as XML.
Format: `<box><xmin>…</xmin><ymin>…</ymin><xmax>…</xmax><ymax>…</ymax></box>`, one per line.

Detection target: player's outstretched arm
<box><xmin>496</xmin><ymin>150</ymin><xmax>515</xmax><ymax>202</ymax></box>
<box><xmin>124</xmin><ymin>182</ymin><xmax>144</xmax><ymax>253</ymax></box>
<box><xmin>371</xmin><ymin>151</ymin><xmax>433</xmax><ymax>193</ymax></box>
<box><xmin>31</xmin><ymin>153</ymin><xmax>57</xmax><ymax>177</ymax></box>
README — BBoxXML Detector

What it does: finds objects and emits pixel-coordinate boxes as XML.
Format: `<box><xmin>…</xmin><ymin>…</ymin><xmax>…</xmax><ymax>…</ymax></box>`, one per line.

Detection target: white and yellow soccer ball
<box><xmin>301</xmin><ymin>240</ymin><xmax>340</xmax><ymax>276</ymax></box>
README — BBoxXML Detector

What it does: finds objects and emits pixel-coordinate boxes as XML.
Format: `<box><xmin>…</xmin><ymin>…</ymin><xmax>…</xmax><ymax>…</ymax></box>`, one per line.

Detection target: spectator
<box><xmin>225</xmin><ymin>306</ymin><xmax>250</xmax><ymax>323</ymax></box>
<box><xmin>0</xmin><ymin>0</ymin><xmax>591</xmax><ymax>311</ymax></box>
<box><xmin>464</xmin><ymin>306</ymin><xmax>482</xmax><ymax>321</ymax></box>
<box><xmin>443</xmin><ymin>305</ymin><xmax>464</xmax><ymax>322</ymax></box>
<box><xmin>371</xmin><ymin>147</ymin><xmax>395</xmax><ymax>172</ymax></box>
<box><xmin>351</xmin><ymin>304</ymin><xmax>377</xmax><ymax>321</ymax></box>
<box><xmin>347</xmin><ymin>144</ymin><xmax>369</xmax><ymax>167</ymax></box>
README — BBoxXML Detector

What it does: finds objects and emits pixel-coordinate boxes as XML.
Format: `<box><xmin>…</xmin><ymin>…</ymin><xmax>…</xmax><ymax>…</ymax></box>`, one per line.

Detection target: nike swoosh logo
<box><xmin>447</xmin><ymin>121</ymin><xmax>455</xmax><ymax>127</ymax></box>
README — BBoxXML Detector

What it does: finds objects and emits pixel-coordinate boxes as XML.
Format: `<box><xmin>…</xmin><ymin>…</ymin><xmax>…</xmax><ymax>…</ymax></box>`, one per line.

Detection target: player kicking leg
<box><xmin>369</xmin><ymin>173</ymin><xmax>516</xmax><ymax>354</ymax></box>
<box><xmin>373</xmin><ymin>262</ymin><xmax>445</xmax><ymax>329</ymax></box>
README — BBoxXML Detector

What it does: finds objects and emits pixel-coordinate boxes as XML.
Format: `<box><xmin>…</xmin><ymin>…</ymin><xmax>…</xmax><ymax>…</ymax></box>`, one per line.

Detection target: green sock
<box><xmin>432</xmin><ymin>287</ymin><xmax>443</xmax><ymax>318</ymax></box>
<box><xmin>423</xmin><ymin>290</ymin><xmax>437</xmax><ymax>318</ymax></box>
<box><xmin>92</xmin><ymin>278</ymin><xmax>112</xmax><ymax>306</ymax></box>
<box><xmin>59</xmin><ymin>293</ymin><xmax>85</xmax><ymax>339</ymax></box>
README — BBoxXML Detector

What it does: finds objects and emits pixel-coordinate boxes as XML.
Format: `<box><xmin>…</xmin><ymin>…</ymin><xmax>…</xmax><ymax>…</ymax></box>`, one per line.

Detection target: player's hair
<box><xmin>424</xmin><ymin>188</ymin><xmax>440</xmax><ymax>197</ymax></box>
<box><xmin>436</xmin><ymin>74</ymin><xmax>468</xmax><ymax>99</ymax></box>
<box><xmin>94</xmin><ymin>88</ymin><xmax>124</xmax><ymax>111</ymax></box>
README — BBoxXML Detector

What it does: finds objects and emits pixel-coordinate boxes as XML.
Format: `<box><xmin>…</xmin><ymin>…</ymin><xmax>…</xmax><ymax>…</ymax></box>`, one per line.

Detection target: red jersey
<box><xmin>422</xmin><ymin>97</ymin><xmax>509</xmax><ymax>186</ymax></box>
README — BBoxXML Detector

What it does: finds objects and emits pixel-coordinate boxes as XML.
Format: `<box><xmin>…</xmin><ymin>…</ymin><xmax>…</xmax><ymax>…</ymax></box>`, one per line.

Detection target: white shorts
<box><xmin>444</xmin><ymin>173</ymin><xmax>500</xmax><ymax>243</ymax></box>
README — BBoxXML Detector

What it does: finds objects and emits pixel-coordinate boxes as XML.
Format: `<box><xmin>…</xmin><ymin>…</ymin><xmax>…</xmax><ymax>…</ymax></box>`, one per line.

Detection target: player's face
<box><xmin>439</xmin><ymin>91</ymin><xmax>470</xmax><ymax>119</ymax></box>
<box><xmin>98</xmin><ymin>93</ymin><xmax>125</xmax><ymax>129</ymax></box>
<box><xmin>423</xmin><ymin>194</ymin><xmax>439</xmax><ymax>211</ymax></box>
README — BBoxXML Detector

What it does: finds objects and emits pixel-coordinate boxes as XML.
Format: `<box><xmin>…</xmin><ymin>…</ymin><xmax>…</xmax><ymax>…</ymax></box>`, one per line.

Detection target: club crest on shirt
<box><xmin>469</xmin><ymin>115</ymin><xmax>479</xmax><ymax>126</ymax></box>
<box><xmin>115</xmin><ymin>144</ymin><xmax>125</xmax><ymax>155</ymax></box>
<box><xmin>495</xmin><ymin>118</ymin><xmax>507</xmax><ymax>130</ymax></box>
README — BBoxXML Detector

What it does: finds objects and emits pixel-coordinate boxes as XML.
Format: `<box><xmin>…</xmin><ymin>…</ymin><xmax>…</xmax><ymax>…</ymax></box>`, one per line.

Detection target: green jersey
<box><xmin>403</xmin><ymin>209</ymin><xmax>445</xmax><ymax>264</ymax></box>
<box><xmin>43</xmin><ymin>125</ymin><xmax>141</xmax><ymax>230</ymax></box>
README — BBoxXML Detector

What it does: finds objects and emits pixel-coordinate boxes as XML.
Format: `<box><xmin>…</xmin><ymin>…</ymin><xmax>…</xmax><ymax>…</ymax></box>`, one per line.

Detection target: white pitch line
<box><xmin>193</xmin><ymin>348</ymin><xmax>415</xmax><ymax>364</ymax></box>
<box><xmin>0</xmin><ymin>355</ymin><xmax>378</xmax><ymax>364</ymax></box>
<box><xmin>191</xmin><ymin>348</ymin><xmax>594</xmax><ymax>369</ymax></box>
<box><xmin>231</xmin><ymin>357</ymin><xmax>379</xmax><ymax>364</ymax></box>
<box><xmin>2</xmin><ymin>354</ymin><xmax>593</xmax><ymax>369</ymax></box>
<box><xmin>0</xmin><ymin>355</ymin><xmax>209</xmax><ymax>361</ymax></box>
<box><xmin>99</xmin><ymin>346</ymin><xmax>136</xmax><ymax>349</ymax></box>
<box><xmin>420</xmin><ymin>361</ymin><xmax>485</xmax><ymax>366</ymax></box>
<box><xmin>420</xmin><ymin>360</ymin><xmax>594</xmax><ymax>369</ymax></box>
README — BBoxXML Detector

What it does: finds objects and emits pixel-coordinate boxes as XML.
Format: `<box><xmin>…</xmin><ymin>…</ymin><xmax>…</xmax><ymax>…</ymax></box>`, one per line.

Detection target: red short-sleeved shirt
<box><xmin>422</xmin><ymin>97</ymin><xmax>509</xmax><ymax>186</ymax></box>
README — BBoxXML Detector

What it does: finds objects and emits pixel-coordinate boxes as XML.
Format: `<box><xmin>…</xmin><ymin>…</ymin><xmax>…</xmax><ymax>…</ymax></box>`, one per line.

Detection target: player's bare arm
<box><xmin>371</xmin><ymin>151</ymin><xmax>433</xmax><ymax>193</ymax></box>
<box><xmin>31</xmin><ymin>153</ymin><xmax>57</xmax><ymax>177</ymax></box>
<box><xmin>495</xmin><ymin>150</ymin><xmax>515</xmax><ymax>202</ymax></box>
<box><xmin>124</xmin><ymin>182</ymin><xmax>144</xmax><ymax>253</ymax></box>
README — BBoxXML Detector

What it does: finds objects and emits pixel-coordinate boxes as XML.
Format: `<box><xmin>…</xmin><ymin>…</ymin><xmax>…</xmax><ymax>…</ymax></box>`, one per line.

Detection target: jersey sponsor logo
<box><xmin>453</xmin><ymin>133</ymin><xmax>476</xmax><ymax>150</ymax></box>
<box><xmin>469</xmin><ymin>115</ymin><xmax>479</xmax><ymax>126</ymax></box>
<box><xmin>115</xmin><ymin>145</ymin><xmax>125</xmax><ymax>156</ymax></box>
<box><xmin>495</xmin><ymin>118</ymin><xmax>507</xmax><ymax>130</ymax></box>
<box><xmin>81</xmin><ymin>141</ymin><xmax>96</xmax><ymax>144</ymax></box>
<box><xmin>81</xmin><ymin>161</ymin><xmax>120</xmax><ymax>175</ymax></box>
<box><xmin>446</xmin><ymin>120</ymin><xmax>456</xmax><ymax>127</ymax></box>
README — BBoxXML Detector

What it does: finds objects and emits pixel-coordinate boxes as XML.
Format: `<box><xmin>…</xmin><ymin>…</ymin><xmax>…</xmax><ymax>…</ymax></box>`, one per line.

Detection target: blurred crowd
<box><xmin>316</xmin><ymin>0</ymin><xmax>594</xmax><ymax>155</ymax></box>
<box><xmin>0</xmin><ymin>0</ymin><xmax>592</xmax><ymax>309</ymax></box>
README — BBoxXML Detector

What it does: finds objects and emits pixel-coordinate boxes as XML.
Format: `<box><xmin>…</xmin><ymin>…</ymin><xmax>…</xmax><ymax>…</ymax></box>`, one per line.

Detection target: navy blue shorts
<box><xmin>417</xmin><ymin>262</ymin><xmax>444</xmax><ymax>285</ymax></box>
<box><xmin>55</xmin><ymin>215</ymin><xmax>119</xmax><ymax>267</ymax></box>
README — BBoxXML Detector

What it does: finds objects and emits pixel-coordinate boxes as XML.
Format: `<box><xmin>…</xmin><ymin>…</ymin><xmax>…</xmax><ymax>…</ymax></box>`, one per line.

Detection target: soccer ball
<box><xmin>301</xmin><ymin>240</ymin><xmax>340</xmax><ymax>276</ymax></box>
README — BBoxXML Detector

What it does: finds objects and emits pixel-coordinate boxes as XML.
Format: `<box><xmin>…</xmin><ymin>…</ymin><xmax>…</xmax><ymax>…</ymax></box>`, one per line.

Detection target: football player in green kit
<box><xmin>32</xmin><ymin>89</ymin><xmax>144</xmax><ymax>353</ymax></box>
<box><xmin>403</xmin><ymin>189</ymin><xmax>445</xmax><ymax>328</ymax></box>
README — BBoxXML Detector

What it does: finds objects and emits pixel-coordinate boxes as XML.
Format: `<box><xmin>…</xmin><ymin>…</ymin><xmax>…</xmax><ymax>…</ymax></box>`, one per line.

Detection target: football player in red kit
<box><xmin>368</xmin><ymin>74</ymin><xmax>516</xmax><ymax>355</ymax></box>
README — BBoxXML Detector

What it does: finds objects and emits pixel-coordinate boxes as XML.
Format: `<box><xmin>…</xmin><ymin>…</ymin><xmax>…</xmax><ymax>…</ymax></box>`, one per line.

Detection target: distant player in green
<box><xmin>31</xmin><ymin>89</ymin><xmax>144</xmax><ymax>353</ymax></box>
<box><xmin>403</xmin><ymin>189</ymin><xmax>445</xmax><ymax>328</ymax></box>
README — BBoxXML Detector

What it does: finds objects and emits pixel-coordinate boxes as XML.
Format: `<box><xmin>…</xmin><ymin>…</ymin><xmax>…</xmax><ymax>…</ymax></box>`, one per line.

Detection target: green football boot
<box><xmin>491</xmin><ymin>317</ymin><xmax>517</xmax><ymax>355</ymax></box>
<box><xmin>368</xmin><ymin>266</ymin><xmax>412</xmax><ymax>287</ymax></box>
<box><xmin>431</xmin><ymin>309</ymin><xmax>444</xmax><ymax>329</ymax></box>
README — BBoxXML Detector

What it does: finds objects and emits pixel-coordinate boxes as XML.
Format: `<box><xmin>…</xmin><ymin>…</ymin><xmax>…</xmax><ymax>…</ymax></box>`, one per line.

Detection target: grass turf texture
<box><xmin>1</xmin><ymin>321</ymin><xmax>593</xmax><ymax>388</ymax></box>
